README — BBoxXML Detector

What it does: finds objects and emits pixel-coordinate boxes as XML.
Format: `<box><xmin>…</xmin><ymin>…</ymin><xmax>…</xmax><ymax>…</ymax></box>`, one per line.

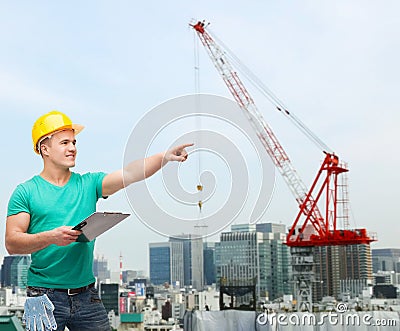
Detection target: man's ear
<box><xmin>40</xmin><ymin>144</ymin><xmax>49</xmax><ymax>156</ymax></box>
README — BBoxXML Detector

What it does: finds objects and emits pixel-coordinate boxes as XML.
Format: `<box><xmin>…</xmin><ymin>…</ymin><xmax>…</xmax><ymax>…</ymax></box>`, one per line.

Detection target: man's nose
<box><xmin>68</xmin><ymin>143</ymin><xmax>76</xmax><ymax>151</ymax></box>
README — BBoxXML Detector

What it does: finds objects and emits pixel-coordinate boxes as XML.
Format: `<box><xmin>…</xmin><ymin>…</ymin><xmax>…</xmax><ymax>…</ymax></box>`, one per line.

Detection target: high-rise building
<box><xmin>216</xmin><ymin>223</ymin><xmax>291</xmax><ymax>301</ymax></box>
<box><xmin>203</xmin><ymin>242</ymin><xmax>216</xmax><ymax>286</ymax></box>
<box><xmin>372</xmin><ymin>248</ymin><xmax>400</xmax><ymax>273</ymax></box>
<box><xmin>149</xmin><ymin>242</ymin><xmax>184</xmax><ymax>286</ymax></box>
<box><xmin>182</xmin><ymin>239</ymin><xmax>191</xmax><ymax>287</ymax></box>
<box><xmin>149</xmin><ymin>235</ymin><xmax>207</xmax><ymax>290</ymax></box>
<box><xmin>313</xmin><ymin>244</ymin><xmax>373</xmax><ymax>301</ymax></box>
<box><xmin>1</xmin><ymin>255</ymin><xmax>31</xmax><ymax>288</ymax></box>
<box><xmin>190</xmin><ymin>236</ymin><xmax>204</xmax><ymax>290</ymax></box>
<box><xmin>149</xmin><ymin>243</ymin><xmax>170</xmax><ymax>285</ymax></box>
<box><xmin>169</xmin><ymin>234</ymin><xmax>204</xmax><ymax>289</ymax></box>
<box><xmin>100</xmin><ymin>283</ymin><xmax>119</xmax><ymax>315</ymax></box>
<box><xmin>224</xmin><ymin>230</ymin><xmax>267</xmax><ymax>300</ymax></box>
<box><xmin>256</xmin><ymin>223</ymin><xmax>286</xmax><ymax>234</ymax></box>
<box><xmin>93</xmin><ymin>256</ymin><xmax>111</xmax><ymax>283</ymax></box>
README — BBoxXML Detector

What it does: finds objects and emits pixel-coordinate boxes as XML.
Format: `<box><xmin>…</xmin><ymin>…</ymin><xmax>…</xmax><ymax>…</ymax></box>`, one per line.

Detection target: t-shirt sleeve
<box><xmin>93</xmin><ymin>172</ymin><xmax>107</xmax><ymax>200</ymax></box>
<box><xmin>7</xmin><ymin>184</ymin><xmax>30</xmax><ymax>217</ymax></box>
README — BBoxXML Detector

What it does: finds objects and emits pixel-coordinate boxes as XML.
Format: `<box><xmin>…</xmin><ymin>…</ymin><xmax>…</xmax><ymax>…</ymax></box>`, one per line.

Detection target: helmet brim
<box><xmin>72</xmin><ymin>124</ymin><xmax>85</xmax><ymax>135</ymax></box>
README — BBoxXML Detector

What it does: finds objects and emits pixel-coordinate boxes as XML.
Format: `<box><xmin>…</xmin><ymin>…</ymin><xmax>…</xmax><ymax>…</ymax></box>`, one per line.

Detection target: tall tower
<box><xmin>119</xmin><ymin>252</ymin><xmax>123</xmax><ymax>286</ymax></box>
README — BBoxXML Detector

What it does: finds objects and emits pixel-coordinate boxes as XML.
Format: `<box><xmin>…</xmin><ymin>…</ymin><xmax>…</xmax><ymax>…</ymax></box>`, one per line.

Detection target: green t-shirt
<box><xmin>7</xmin><ymin>172</ymin><xmax>106</xmax><ymax>288</ymax></box>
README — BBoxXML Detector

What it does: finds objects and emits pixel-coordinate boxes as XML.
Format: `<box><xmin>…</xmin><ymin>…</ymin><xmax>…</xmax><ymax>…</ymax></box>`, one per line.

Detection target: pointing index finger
<box><xmin>177</xmin><ymin>143</ymin><xmax>194</xmax><ymax>150</ymax></box>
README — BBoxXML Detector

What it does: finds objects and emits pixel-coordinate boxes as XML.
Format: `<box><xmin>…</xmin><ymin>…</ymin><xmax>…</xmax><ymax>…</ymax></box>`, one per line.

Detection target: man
<box><xmin>5</xmin><ymin>110</ymin><xmax>191</xmax><ymax>331</ymax></box>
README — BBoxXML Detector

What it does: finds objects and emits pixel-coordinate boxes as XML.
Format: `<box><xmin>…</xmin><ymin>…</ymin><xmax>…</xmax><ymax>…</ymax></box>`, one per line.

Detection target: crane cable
<box><xmin>209</xmin><ymin>29</ymin><xmax>333</xmax><ymax>154</ymax></box>
<box><xmin>193</xmin><ymin>31</ymin><xmax>203</xmax><ymax>213</ymax></box>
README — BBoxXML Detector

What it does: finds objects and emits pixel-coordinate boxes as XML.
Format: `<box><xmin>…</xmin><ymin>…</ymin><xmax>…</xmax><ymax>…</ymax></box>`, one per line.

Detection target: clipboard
<box><xmin>72</xmin><ymin>212</ymin><xmax>130</xmax><ymax>242</ymax></box>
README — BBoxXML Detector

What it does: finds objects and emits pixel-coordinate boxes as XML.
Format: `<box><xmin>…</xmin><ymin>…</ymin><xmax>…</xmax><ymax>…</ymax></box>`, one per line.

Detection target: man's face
<box><xmin>43</xmin><ymin>129</ymin><xmax>77</xmax><ymax>168</ymax></box>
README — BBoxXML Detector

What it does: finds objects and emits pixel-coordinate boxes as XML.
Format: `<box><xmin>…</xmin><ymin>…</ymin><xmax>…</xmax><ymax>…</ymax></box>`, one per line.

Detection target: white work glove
<box><xmin>23</xmin><ymin>294</ymin><xmax>57</xmax><ymax>331</ymax></box>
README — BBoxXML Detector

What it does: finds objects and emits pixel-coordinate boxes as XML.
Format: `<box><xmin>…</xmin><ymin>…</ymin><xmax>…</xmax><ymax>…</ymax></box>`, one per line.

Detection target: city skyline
<box><xmin>1</xmin><ymin>1</ymin><xmax>399</xmax><ymax>271</ymax></box>
<box><xmin>3</xmin><ymin>223</ymin><xmax>398</xmax><ymax>304</ymax></box>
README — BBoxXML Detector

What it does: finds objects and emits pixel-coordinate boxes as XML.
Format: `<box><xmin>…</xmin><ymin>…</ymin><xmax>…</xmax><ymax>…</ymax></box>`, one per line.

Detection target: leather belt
<box><xmin>28</xmin><ymin>282</ymin><xmax>95</xmax><ymax>296</ymax></box>
<box><xmin>56</xmin><ymin>282</ymin><xmax>95</xmax><ymax>296</ymax></box>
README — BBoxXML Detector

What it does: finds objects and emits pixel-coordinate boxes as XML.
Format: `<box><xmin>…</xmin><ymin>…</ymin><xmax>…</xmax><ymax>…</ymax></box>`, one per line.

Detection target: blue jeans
<box><xmin>27</xmin><ymin>286</ymin><xmax>111</xmax><ymax>331</ymax></box>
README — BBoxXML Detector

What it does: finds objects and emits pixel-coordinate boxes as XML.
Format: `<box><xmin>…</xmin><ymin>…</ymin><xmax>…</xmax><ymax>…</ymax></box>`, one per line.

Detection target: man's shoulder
<box><xmin>14</xmin><ymin>175</ymin><xmax>41</xmax><ymax>191</ymax></box>
<box><xmin>71</xmin><ymin>171</ymin><xmax>107</xmax><ymax>185</ymax></box>
<box><xmin>72</xmin><ymin>171</ymin><xmax>106</xmax><ymax>179</ymax></box>
<box><xmin>8</xmin><ymin>176</ymin><xmax>40</xmax><ymax>211</ymax></box>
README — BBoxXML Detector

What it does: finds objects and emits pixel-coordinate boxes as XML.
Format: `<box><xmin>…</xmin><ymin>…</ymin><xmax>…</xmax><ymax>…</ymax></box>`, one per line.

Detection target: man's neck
<box><xmin>40</xmin><ymin>168</ymin><xmax>72</xmax><ymax>186</ymax></box>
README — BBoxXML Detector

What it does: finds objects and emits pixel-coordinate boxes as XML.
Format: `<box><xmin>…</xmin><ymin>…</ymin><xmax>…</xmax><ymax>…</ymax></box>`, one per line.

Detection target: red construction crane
<box><xmin>191</xmin><ymin>20</ymin><xmax>375</xmax><ymax>247</ymax></box>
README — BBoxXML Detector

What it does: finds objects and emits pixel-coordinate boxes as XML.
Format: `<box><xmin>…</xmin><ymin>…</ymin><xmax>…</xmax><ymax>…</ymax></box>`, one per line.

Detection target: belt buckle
<box><xmin>27</xmin><ymin>287</ymin><xmax>43</xmax><ymax>297</ymax></box>
<box><xmin>67</xmin><ymin>288</ymin><xmax>78</xmax><ymax>296</ymax></box>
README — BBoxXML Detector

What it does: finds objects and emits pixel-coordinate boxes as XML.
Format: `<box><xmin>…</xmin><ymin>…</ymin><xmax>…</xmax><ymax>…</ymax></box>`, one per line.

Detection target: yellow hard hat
<box><xmin>32</xmin><ymin>110</ymin><xmax>84</xmax><ymax>154</ymax></box>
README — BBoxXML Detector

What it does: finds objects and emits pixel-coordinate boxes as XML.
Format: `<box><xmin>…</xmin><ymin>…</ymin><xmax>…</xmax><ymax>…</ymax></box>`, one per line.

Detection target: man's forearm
<box><xmin>123</xmin><ymin>153</ymin><xmax>164</xmax><ymax>186</ymax></box>
<box><xmin>103</xmin><ymin>144</ymin><xmax>190</xmax><ymax>196</ymax></box>
<box><xmin>6</xmin><ymin>231</ymin><xmax>54</xmax><ymax>255</ymax></box>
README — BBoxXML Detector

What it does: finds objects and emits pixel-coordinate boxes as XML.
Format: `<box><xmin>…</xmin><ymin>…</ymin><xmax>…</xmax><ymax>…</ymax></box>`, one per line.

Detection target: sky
<box><xmin>1</xmin><ymin>1</ymin><xmax>399</xmax><ymax>273</ymax></box>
